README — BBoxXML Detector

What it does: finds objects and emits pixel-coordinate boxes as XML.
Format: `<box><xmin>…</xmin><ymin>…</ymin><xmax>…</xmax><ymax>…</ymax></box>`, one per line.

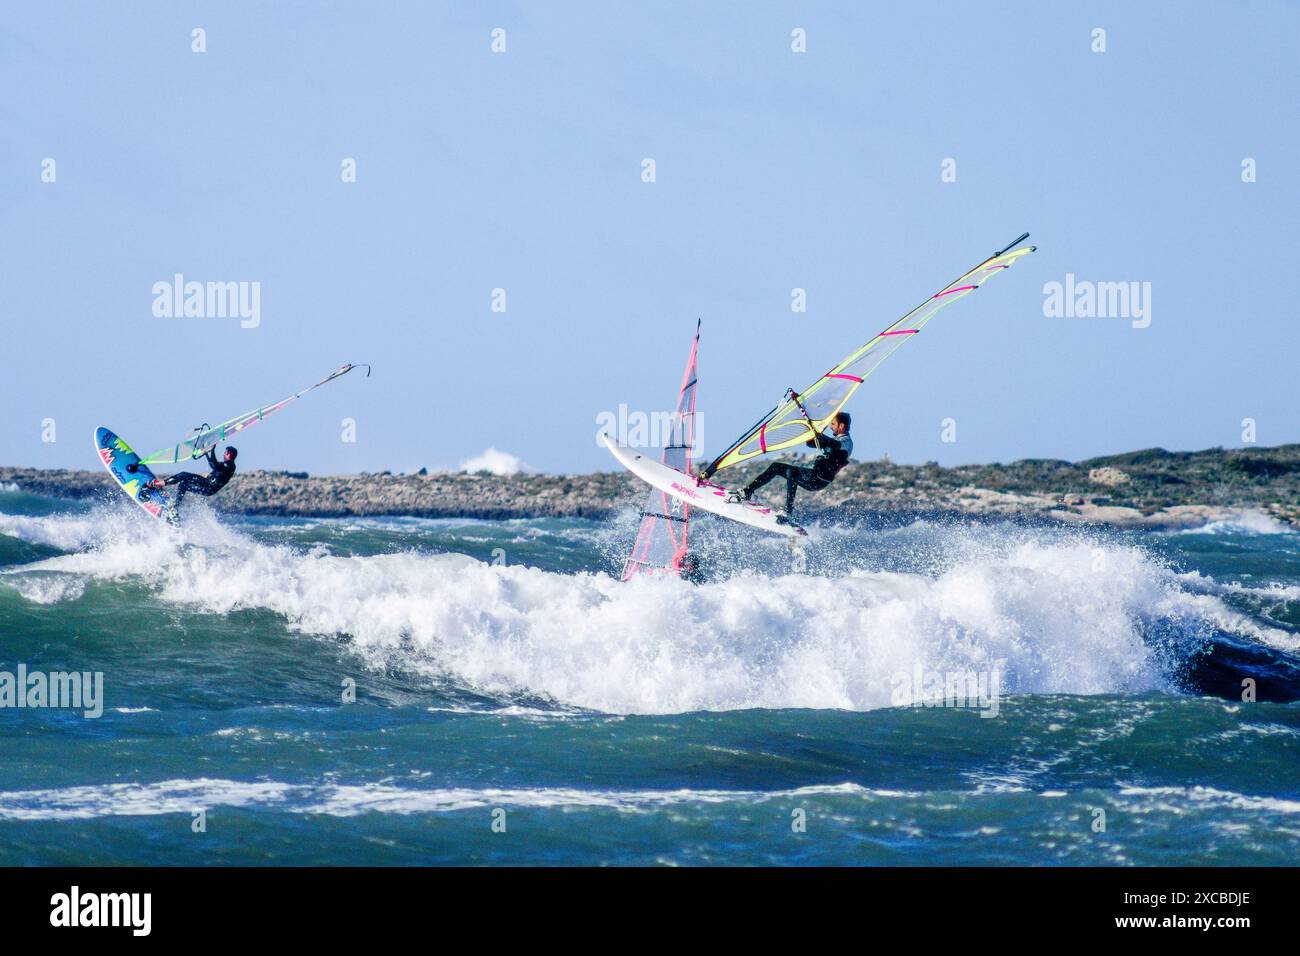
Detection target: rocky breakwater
<box><xmin>2</xmin><ymin>443</ymin><xmax>1298</xmax><ymax>529</ymax></box>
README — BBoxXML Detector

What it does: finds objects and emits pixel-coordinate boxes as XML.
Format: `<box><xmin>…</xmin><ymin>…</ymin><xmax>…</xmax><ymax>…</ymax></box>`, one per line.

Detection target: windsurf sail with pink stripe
<box><xmin>141</xmin><ymin>363</ymin><xmax>370</xmax><ymax>465</ymax></box>
<box><xmin>702</xmin><ymin>234</ymin><xmax>1035</xmax><ymax>476</ymax></box>
<box><xmin>622</xmin><ymin>321</ymin><xmax>700</xmax><ymax>581</ymax></box>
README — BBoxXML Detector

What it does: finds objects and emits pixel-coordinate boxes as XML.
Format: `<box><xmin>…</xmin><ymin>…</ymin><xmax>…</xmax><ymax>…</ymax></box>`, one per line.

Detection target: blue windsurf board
<box><xmin>94</xmin><ymin>426</ymin><xmax>173</xmax><ymax>522</ymax></box>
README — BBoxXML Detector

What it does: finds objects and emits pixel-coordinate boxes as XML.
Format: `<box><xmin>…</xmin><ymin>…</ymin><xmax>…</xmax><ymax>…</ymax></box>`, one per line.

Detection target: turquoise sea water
<box><xmin>0</xmin><ymin>484</ymin><xmax>1297</xmax><ymax>865</ymax></box>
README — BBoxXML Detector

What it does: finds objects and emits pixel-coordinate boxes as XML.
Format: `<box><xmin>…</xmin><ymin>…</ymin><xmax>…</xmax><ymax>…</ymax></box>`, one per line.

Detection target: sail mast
<box><xmin>622</xmin><ymin>320</ymin><xmax>700</xmax><ymax>581</ymax></box>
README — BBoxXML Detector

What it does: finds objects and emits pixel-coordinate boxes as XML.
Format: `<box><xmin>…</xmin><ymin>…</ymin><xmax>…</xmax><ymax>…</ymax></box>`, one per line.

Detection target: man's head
<box><xmin>831</xmin><ymin>412</ymin><xmax>851</xmax><ymax>436</ymax></box>
<box><xmin>224</xmin><ymin>446</ymin><xmax>238</xmax><ymax>463</ymax></box>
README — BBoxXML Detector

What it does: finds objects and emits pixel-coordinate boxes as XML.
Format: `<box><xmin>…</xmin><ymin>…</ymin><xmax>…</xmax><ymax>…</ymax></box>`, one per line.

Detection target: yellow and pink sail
<box><xmin>702</xmin><ymin>234</ymin><xmax>1035</xmax><ymax>478</ymax></box>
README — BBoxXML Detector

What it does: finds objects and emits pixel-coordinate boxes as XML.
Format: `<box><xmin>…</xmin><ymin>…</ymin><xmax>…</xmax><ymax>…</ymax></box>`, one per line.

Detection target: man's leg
<box><xmin>786</xmin><ymin>469</ymin><xmax>831</xmax><ymax>518</ymax></box>
<box><xmin>164</xmin><ymin>473</ymin><xmax>202</xmax><ymax>510</ymax></box>
<box><xmin>784</xmin><ymin>470</ymin><xmax>799</xmax><ymax>515</ymax></box>
<box><xmin>742</xmin><ymin>461</ymin><xmax>794</xmax><ymax>501</ymax></box>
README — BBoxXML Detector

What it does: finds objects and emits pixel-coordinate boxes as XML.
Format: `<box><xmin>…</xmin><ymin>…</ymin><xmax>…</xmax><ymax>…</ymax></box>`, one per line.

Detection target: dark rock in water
<box><xmin>417</xmin><ymin>467</ymin><xmax>428</xmax><ymax>476</ymax></box>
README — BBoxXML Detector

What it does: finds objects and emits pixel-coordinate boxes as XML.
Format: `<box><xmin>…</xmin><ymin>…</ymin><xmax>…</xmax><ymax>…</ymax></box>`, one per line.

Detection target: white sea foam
<box><xmin>1221</xmin><ymin>580</ymin><xmax>1300</xmax><ymax>603</ymax></box>
<box><xmin>1116</xmin><ymin>785</ymin><xmax>1300</xmax><ymax>816</ymax></box>
<box><xmin>0</xmin><ymin>778</ymin><xmax>295</xmax><ymax>821</ymax></box>
<box><xmin>8</xmin><ymin>776</ymin><xmax>1297</xmax><ymax>823</ymax></box>
<box><xmin>0</xmin><ymin>510</ymin><xmax>117</xmax><ymax>552</ymax></box>
<box><xmin>460</xmin><ymin>447</ymin><xmax>533</xmax><ymax>476</ymax></box>
<box><xmin>1176</xmin><ymin>510</ymin><xmax>1295</xmax><ymax>536</ymax></box>
<box><xmin>0</xmin><ymin>777</ymin><xmax>898</xmax><ymax>821</ymax></box>
<box><xmin>424</xmin><ymin>704</ymin><xmax>592</xmax><ymax>719</ymax></box>
<box><xmin>2</xmin><ymin>504</ymin><xmax>1290</xmax><ymax>713</ymax></box>
<box><xmin>4</xmin><ymin>573</ymin><xmax>85</xmax><ymax>605</ymax></box>
<box><xmin>1168</xmin><ymin>573</ymin><xmax>1300</xmax><ymax>651</ymax></box>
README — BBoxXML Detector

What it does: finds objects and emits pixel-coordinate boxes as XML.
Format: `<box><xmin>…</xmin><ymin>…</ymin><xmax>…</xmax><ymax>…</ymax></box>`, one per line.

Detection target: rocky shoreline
<box><xmin>4</xmin><ymin>444</ymin><xmax>1298</xmax><ymax>530</ymax></box>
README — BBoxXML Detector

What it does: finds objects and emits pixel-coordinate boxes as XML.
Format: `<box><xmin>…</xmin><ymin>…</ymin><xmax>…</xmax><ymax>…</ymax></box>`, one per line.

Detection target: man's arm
<box><xmin>815</xmin><ymin>430</ymin><xmax>843</xmax><ymax>452</ymax></box>
<box><xmin>206</xmin><ymin>447</ymin><xmax>219</xmax><ymax>470</ymax></box>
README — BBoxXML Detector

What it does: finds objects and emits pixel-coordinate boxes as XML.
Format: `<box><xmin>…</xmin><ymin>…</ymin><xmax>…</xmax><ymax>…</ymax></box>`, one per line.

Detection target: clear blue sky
<box><xmin>2</xmin><ymin>2</ymin><xmax>1296</xmax><ymax>474</ymax></box>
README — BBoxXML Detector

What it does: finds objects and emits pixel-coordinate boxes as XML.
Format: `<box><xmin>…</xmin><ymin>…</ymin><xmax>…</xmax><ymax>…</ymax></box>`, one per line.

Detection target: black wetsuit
<box><xmin>164</xmin><ymin>448</ymin><xmax>236</xmax><ymax>508</ymax></box>
<box><xmin>742</xmin><ymin>429</ymin><xmax>852</xmax><ymax>516</ymax></box>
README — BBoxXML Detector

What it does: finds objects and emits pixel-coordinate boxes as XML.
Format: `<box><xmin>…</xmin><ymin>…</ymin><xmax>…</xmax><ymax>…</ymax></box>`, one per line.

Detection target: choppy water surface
<box><xmin>1</xmin><ymin>485</ymin><xmax>1296</xmax><ymax>864</ymax></box>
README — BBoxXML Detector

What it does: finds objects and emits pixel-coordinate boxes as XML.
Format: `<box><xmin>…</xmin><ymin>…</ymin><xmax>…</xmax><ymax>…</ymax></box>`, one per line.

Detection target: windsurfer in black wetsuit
<box><xmin>730</xmin><ymin>412</ymin><xmax>852</xmax><ymax>520</ymax></box>
<box><xmin>148</xmin><ymin>446</ymin><xmax>237</xmax><ymax>511</ymax></box>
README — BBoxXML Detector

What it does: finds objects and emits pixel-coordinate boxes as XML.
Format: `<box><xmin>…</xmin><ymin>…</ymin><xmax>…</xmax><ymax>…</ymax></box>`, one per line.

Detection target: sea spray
<box><xmin>2</xmin><ymin>496</ymin><xmax>1298</xmax><ymax>865</ymax></box>
<box><xmin>0</xmin><ymin>507</ymin><xmax>1206</xmax><ymax>713</ymax></box>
